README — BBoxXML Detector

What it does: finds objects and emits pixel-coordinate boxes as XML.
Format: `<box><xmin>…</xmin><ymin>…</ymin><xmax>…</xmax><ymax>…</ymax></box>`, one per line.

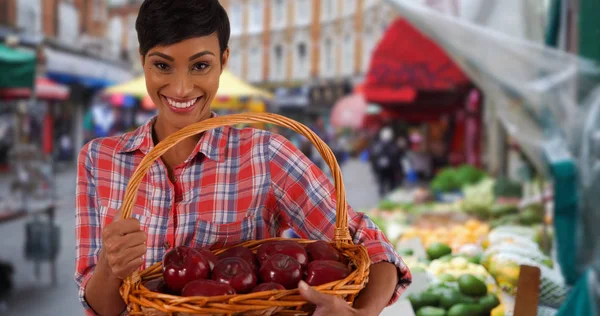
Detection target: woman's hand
<box><xmin>298</xmin><ymin>281</ymin><xmax>371</xmax><ymax>316</ymax></box>
<box><xmin>100</xmin><ymin>216</ymin><xmax>147</xmax><ymax>279</ymax></box>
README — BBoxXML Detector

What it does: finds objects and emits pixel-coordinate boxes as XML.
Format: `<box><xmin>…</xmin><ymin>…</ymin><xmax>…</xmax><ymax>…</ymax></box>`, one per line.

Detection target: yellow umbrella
<box><xmin>106</xmin><ymin>69</ymin><xmax>272</xmax><ymax>99</ymax></box>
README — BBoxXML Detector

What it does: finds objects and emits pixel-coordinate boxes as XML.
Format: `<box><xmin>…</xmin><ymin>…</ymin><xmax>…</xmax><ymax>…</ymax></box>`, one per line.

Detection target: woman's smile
<box><xmin>161</xmin><ymin>94</ymin><xmax>205</xmax><ymax>113</ymax></box>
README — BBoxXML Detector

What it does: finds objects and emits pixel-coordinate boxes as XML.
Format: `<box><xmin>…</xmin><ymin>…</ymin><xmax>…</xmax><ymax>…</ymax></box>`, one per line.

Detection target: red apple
<box><xmin>251</xmin><ymin>282</ymin><xmax>286</xmax><ymax>293</ymax></box>
<box><xmin>257</xmin><ymin>241</ymin><xmax>309</xmax><ymax>270</ymax></box>
<box><xmin>197</xmin><ymin>247</ymin><xmax>219</xmax><ymax>271</ymax></box>
<box><xmin>142</xmin><ymin>278</ymin><xmax>173</xmax><ymax>294</ymax></box>
<box><xmin>211</xmin><ymin>257</ymin><xmax>258</xmax><ymax>294</ymax></box>
<box><xmin>218</xmin><ymin>246</ymin><xmax>258</xmax><ymax>272</ymax></box>
<box><xmin>305</xmin><ymin>240</ymin><xmax>341</xmax><ymax>262</ymax></box>
<box><xmin>259</xmin><ymin>254</ymin><xmax>303</xmax><ymax>290</ymax></box>
<box><xmin>162</xmin><ymin>246</ymin><xmax>210</xmax><ymax>292</ymax></box>
<box><xmin>181</xmin><ymin>279</ymin><xmax>236</xmax><ymax>297</ymax></box>
<box><xmin>305</xmin><ymin>260</ymin><xmax>351</xmax><ymax>286</ymax></box>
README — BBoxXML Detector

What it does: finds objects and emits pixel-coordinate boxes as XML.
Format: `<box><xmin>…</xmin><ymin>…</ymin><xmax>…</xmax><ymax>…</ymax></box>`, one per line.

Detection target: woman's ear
<box><xmin>220</xmin><ymin>48</ymin><xmax>230</xmax><ymax>72</ymax></box>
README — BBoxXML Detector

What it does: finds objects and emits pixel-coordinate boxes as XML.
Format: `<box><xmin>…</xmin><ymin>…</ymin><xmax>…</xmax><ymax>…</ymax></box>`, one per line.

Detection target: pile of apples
<box><xmin>143</xmin><ymin>240</ymin><xmax>352</xmax><ymax>297</ymax></box>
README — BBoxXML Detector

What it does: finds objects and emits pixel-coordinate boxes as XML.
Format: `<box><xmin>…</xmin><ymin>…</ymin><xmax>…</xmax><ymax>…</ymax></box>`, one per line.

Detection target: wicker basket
<box><xmin>118</xmin><ymin>113</ymin><xmax>371</xmax><ymax>315</ymax></box>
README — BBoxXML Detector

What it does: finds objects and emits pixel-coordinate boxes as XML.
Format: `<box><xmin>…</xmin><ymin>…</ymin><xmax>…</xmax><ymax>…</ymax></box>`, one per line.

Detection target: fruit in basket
<box><xmin>197</xmin><ymin>248</ymin><xmax>219</xmax><ymax>270</ymax></box>
<box><xmin>259</xmin><ymin>254</ymin><xmax>303</xmax><ymax>289</ymax></box>
<box><xmin>305</xmin><ymin>240</ymin><xmax>341</xmax><ymax>262</ymax></box>
<box><xmin>257</xmin><ymin>240</ymin><xmax>309</xmax><ymax>269</ymax></box>
<box><xmin>479</xmin><ymin>293</ymin><xmax>501</xmax><ymax>312</ymax></box>
<box><xmin>251</xmin><ymin>282</ymin><xmax>286</xmax><ymax>293</ymax></box>
<box><xmin>305</xmin><ymin>260</ymin><xmax>351</xmax><ymax>286</ymax></box>
<box><xmin>416</xmin><ymin>306</ymin><xmax>446</xmax><ymax>316</ymax></box>
<box><xmin>426</xmin><ymin>242</ymin><xmax>452</xmax><ymax>260</ymax></box>
<box><xmin>211</xmin><ymin>257</ymin><xmax>258</xmax><ymax>294</ymax></box>
<box><xmin>219</xmin><ymin>246</ymin><xmax>259</xmax><ymax>272</ymax></box>
<box><xmin>458</xmin><ymin>274</ymin><xmax>487</xmax><ymax>297</ymax></box>
<box><xmin>142</xmin><ymin>278</ymin><xmax>173</xmax><ymax>294</ymax></box>
<box><xmin>181</xmin><ymin>279</ymin><xmax>236</xmax><ymax>297</ymax></box>
<box><xmin>163</xmin><ymin>246</ymin><xmax>211</xmax><ymax>292</ymax></box>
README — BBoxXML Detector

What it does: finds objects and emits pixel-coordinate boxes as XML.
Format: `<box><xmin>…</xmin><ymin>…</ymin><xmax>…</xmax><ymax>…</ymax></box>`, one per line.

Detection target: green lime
<box><xmin>427</xmin><ymin>243</ymin><xmax>453</xmax><ymax>260</ymax></box>
<box><xmin>479</xmin><ymin>294</ymin><xmax>500</xmax><ymax>312</ymax></box>
<box><xmin>458</xmin><ymin>274</ymin><xmax>488</xmax><ymax>297</ymax></box>
<box><xmin>416</xmin><ymin>306</ymin><xmax>447</xmax><ymax>316</ymax></box>
<box><xmin>439</xmin><ymin>289</ymin><xmax>462</xmax><ymax>310</ymax></box>
<box><xmin>447</xmin><ymin>304</ymin><xmax>483</xmax><ymax>316</ymax></box>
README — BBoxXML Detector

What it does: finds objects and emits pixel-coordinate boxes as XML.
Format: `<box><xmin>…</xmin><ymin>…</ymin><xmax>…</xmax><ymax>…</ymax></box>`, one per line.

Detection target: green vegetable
<box><xmin>378</xmin><ymin>200</ymin><xmax>400</xmax><ymax>211</ymax></box>
<box><xmin>439</xmin><ymin>289</ymin><xmax>461</xmax><ymax>309</ymax></box>
<box><xmin>408</xmin><ymin>293</ymin><xmax>426</xmax><ymax>311</ymax></box>
<box><xmin>494</xmin><ymin>177</ymin><xmax>522</xmax><ymax>198</ymax></box>
<box><xmin>519</xmin><ymin>208</ymin><xmax>544</xmax><ymax>225</ymax></box>
<box><xmin>417</xmin><ymin>306</ymin><xmax>447</xmax><ymax>316</ymax></box>
<box><xmin>454</xmin><ymin>165</ymin><xmax>487</xmax><ymax>187</ymax></box>
<box><xmin>468</xmin><ymin>254</ymin><xmax>482</xmax><ymax>265</ymax></box>
<box><xmin>421</xmin><ymin>290</ymin><xmax>441</xmax><ymax>307</ymax></box>
<box><xmin>399</xmin><ymin>248</ymin><xmax>414</xmax><ymax>256</ymax></box>
<box><xmin>490</xmin><ymin>204</ymin><xmax>519</xmax><ymax>219</ymax></box>
<box><xmin>458</xmin><ymin>274</ymin><xmax>488</xmax><ymax>297</ymax></box>
<box><xmin>427</xmin><ymin>243</ymin><xmax>453</xmax><ymax>260</ymax></box>
<box><xmin>431</xmin><ymin>168</ymin><xmax>460</xmax><ymax>193</ymax></box>
<box><xmin>447</xmin><ymin>304</ymin><xmax>484</xmax><ymax>316</ymax></box>
<box><xmin>479</xmin><ymin>294</ymin><xmax>501</xmax><ymax>312</ymax></box>
<box><xmin>439</xmin><ymin>274</ymin><xmax>457</xmax><ymax>283</ymax></box>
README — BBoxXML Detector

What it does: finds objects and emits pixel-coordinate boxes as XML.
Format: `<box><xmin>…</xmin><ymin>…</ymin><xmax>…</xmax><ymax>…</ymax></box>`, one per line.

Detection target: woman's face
<box><xmin>142</xmin><ymin>33</ymin><xmax>229</xmax><ymax>130</ymax></box>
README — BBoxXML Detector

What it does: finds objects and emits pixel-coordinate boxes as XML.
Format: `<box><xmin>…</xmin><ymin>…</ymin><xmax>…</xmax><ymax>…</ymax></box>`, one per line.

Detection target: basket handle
<box><xmin>119</xmin><ymin>112</ymin><xmax>352</xmax><ymax>244</ymax></box>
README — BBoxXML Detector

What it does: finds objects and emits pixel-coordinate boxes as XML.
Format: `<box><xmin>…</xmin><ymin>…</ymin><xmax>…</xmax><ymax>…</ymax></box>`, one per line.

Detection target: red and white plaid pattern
<box><xmin>75</xmin><ymin>116</ymin><xmax>411</xmax><ymax>315</ymax></box>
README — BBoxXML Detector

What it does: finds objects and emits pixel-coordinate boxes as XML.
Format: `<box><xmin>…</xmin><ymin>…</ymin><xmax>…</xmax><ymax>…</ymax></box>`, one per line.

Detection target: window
<box><xmin>294</xmin><ymin>42</ymin><xmax>309</xmax><ymax>79</ymax></box>
<box><xmin>109</xmin><ymin>17</ymin><xmax>123</xmax><ymax>59</ymax></box>
<box><xmin>274</xmin><ymin>45</ymin><xmax>284</xmax><ymax>80</ymax></box>
<box><xmin>93</xmin><ymin>0</ymin><xmax>105</xmax><ymax>22</ymax></box>
<box><xmin>249</xmin><ymin>0</ymin><xmax>263</xmax><ymax>32</ymax></box>
<box><xmin>248</xmin><ymin>43</ymin><xmax>263</xmax><ymax>82</ymax></box>
<box><xmin>229</xmin><ymin>50</ymin><xmax>243</xmax><ymax>77</ymax></box>
<box><xmin>321</xmin><ymin>0</ymin><xmax>337</xmax><ymax>21</ymax></box>
<box><xmin>323</xmin><ymin>38</ymin><xmax>334</xmax><ymax>77</ymax></box>
<box><xmin>362</xmin><ymin>27</ymin><xmax>376</xmax><ymax>72</ymax></box>
<box><xmin>273</xmin><ymin>0</ymin><xmax>286</xmax><ymax>28</ymax></box>
<box><xmin>58</xmin><ymin>2</ymin><xmax>79</xmax><ymax>44</ymax></box>
<box><xmin>342</xmin><ymin>34</ymin><xmax>354</xmax><ymax>75</ymax></box>
<box><xmin>296</xmin><ymin>0</ymin><xmax>311</xmax><ymax>25</ymax></box>
<box><xmin>343</xmin><ymin>0</ymin><xmax>355</xmax><ymax>15</ymax></box>
<box><xmin>17</xmin><ymin>0</ymin><xmax>41</xmax><ymax>35</ymax></box>
<box><xmin>230</xmin><ymin>4</ymin><xmax>242</xmax><ymax>35</ymax></box>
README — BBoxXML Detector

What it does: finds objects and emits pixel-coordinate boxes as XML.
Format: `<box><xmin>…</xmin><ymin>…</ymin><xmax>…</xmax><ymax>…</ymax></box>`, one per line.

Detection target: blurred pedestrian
<box><xmin>370</xmin><ymin>127</ymin><xmax>402</xmax><ymax>198</ymax></box>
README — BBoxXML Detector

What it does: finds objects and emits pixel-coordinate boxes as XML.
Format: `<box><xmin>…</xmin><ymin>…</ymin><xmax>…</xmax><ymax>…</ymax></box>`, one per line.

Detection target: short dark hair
<box><xmin>136</xmin><ymin>0</ymin><xmax>231</xmax><ymax>58</ymax></box>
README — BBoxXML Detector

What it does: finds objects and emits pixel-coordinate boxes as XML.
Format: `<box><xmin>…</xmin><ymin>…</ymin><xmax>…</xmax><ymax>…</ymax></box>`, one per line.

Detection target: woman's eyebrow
<box><xmin>148</xmin><ymin>52</ymin><xmax>174</xmax><ymax>61</ymax></box>
<box><xmin>189</xmin><ymin>51</ymin><xmax>215</xmax><ymax>61</ymax></box>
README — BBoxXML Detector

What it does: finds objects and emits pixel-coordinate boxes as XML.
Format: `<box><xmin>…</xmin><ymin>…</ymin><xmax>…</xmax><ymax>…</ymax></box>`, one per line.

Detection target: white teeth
<box><xmin>166</xmin><ymin>97</ymin><xmax>197</xmax><ymax>108</ymax></box>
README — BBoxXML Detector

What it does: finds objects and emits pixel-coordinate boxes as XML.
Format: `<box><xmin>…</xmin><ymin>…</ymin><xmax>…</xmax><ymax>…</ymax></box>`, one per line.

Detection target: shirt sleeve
<box><xmin>268</xmin><ymin>134</ymin><xmax>412</xmax><ymax>305</ymax></box>
<box><xmin>74</xmin><ymin>141</ymin><xmax>102</xmax><ymax>315</ymax></box>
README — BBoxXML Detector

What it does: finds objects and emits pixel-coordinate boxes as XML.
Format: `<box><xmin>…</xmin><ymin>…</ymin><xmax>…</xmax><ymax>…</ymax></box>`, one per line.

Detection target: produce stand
<box><xmin>365</xmin><ymin>164</ymin><xmax>565</xmax><ymax>315</ymax></box>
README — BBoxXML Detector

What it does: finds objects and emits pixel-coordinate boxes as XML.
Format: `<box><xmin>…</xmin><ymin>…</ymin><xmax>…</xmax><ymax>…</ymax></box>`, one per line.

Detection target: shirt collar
<box><xmin>116</xmin><ymin>113</ymin><xmax>228</xmax><ymax>163</ymax></box>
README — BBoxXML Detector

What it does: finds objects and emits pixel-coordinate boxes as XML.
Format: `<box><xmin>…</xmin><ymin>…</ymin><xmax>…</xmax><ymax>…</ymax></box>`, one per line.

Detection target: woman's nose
<box><xmin>172</xmin><ymin>71</ymin><xmax>194</xmax><ymax>97</ymax></box>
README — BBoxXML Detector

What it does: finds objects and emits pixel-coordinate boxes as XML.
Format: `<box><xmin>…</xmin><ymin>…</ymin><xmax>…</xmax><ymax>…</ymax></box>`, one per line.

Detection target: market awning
<box><xmin>0</xmin><ymin>44</ymin><xmax>36</xmax><ymax>89</ymax></box>
<box><xmin>364</xmin><ymin>18</ymin><xmax>471</xmax><ymax>105</ymax></box>
<box><xmin>0</xmin><ymin>77</ymin><xmax>70</xmax><ymax>100</ymax></box>
<box><xmin>44</xmin><ymin>47</ymin><xmax>132</xmax><ymax>89</ymax></box>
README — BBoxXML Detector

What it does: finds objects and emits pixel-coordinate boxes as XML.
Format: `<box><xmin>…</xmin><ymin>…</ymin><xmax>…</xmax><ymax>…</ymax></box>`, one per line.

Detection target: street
<box><xmin>1</xmin><ymin>158</ymin><xmax>389</xmax><ymax>315</ymax></box>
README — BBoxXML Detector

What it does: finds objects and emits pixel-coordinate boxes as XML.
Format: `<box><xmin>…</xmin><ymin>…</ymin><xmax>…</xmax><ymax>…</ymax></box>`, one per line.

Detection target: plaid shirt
<box><xmin>75</xmin><ymin>116</ymin><xmax>411</xmax><ymax>315</ymax></box>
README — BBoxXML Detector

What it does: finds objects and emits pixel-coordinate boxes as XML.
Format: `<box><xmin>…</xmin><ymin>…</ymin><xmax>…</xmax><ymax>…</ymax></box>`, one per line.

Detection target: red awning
<box><xmin>364</xmin><ymin>18</ymin><xmax>470</xmax><ymax>105</ymax></box>
<box><xmin>0</xmin><ymin>77</ymin><xmax>70</xmax><ymax>101</ymax></box>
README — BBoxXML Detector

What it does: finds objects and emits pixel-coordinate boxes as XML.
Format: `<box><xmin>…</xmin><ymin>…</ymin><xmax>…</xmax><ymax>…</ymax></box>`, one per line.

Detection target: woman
<box><xmin>75</xmin><ymin>1</ymin><xmax>411</xmax><ymax>315</ymax></box>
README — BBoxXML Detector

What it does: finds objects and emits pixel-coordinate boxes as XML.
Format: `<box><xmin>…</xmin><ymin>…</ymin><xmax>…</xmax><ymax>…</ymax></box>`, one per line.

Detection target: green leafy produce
<box><xmin>454</xmin><ymin>165</ymin><xmax>487</xmax><ymax>187</ymax></box>
<box><xmin>378</xmin><ymin>199</ymin><xmax>400</xmax><ymax>211</ymax></box>
<box><xmin>427</xmin><ymin>243</ymin><xmax>453</xmax><ymax>260</ymax></box>
<box><xmin>461</xmin><ymin>179</ymin><xmax>496</xmax><ymax>218</ymax></box>
<box><xmin>494</xmin><ymin>177</ymin><xmax>523</xmax><ymax>198</ymax></box>
<box><xmin>431</xmin><ymin>168</ymin><xmax>460</xmax><ymax>193</ymax></box>
<box><xmin>417</xmin><ymin>306</ymin><xmax>447</xmax><ymax>316</ymax></box>
<box><xmin>458</xmin><ymin>274</ymin><xmax>488</xmax><ymax>297</ymax></box>
<box><xmin>490</xmin><ymin>204</ymin><xmax>519</xmax><ymax>219</ymax></box>
<box><xmin>519</xmin><ymin>208</ymin><xmax>544</xmax><ymax>225</ymax></box>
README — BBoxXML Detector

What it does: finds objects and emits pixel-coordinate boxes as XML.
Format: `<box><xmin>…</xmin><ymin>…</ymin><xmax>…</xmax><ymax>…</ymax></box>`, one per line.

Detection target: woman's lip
<box><xmin>161</xmin><ymin>95</ymin><xmax>202</xmax><ymax>113</ymax></box>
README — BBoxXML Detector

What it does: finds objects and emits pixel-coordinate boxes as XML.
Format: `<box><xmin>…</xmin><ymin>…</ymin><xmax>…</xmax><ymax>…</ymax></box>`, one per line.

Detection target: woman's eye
<box><xmin>192</xmin><ymin>63</ymin><xmax>209</xmax><ymax>71</ymax></box>
<box><xmin>154</xmin><ymin>62</ymin><xmax>170</xmax><ymax>71</ymax></box>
